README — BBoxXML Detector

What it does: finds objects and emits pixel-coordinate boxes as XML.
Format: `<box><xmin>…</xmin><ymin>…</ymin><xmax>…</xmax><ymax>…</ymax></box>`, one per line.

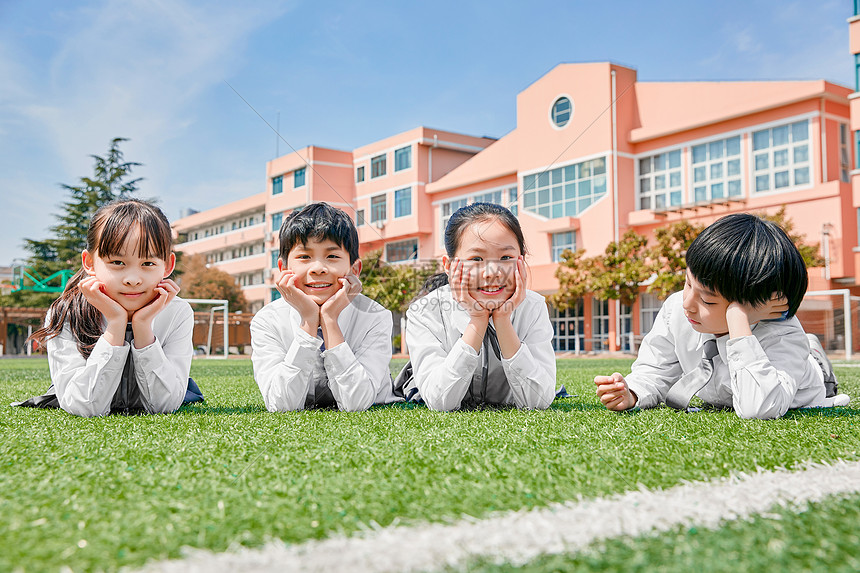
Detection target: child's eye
<box><xmin>701</xmin><ymin>299</ymin><xmax>715</xmax><ymax>306</ymax></box>
<box><xmin>327</xmin><ymin>254</ymin><xmax>340</xmax><ymax>259</ymax></box>
<box><xmin>467</xmin><ymin>256</ymin><xmax>483</xmax><ymax>262</ymax></box>
<box><xmin>109</xmin><ymin>260</ymin><xmax>124</xmax><ymax>266</ymax></box>
<box><xmin>500</xmin><ymin>255</ymin><xmax>514</xmax><ymax>261</ymax></box>
<box><xmin>142</xmin><ymin>261</ymin><xmax>156</xmax><ymax>267</ymax></box>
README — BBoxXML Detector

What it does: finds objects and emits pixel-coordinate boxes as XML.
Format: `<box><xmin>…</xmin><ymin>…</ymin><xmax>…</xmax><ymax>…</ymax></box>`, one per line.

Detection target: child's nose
<box><xmin>123</xmin><ymin>272</ymin><xmax>143</xmax><ymax>286</ymax></box>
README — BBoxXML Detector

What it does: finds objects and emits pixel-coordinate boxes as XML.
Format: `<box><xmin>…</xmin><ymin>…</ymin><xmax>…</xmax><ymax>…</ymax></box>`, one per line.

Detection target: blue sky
<box><xmin>0</xmin><ymin>0</ymin><xmax>852</xmax><ymax>265</ymax></box>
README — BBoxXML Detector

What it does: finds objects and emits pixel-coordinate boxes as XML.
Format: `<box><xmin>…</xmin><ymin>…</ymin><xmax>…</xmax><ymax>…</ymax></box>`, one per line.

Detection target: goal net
<box><xmin>797</xmin><ymin>289</ymin><xmax>859</xmax><ymax>360</ymax></box>
<box><xmin>185</xmin><ymin>299</ymin><xmax>229</xmax><ymax>358</ymax></box>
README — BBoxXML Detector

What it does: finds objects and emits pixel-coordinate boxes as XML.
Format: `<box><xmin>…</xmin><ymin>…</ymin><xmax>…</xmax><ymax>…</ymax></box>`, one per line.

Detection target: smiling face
<box><xmin>83</xmin><ymin>227</ymin><xmax>175</xmax><ymax>319</ymax></box>
<box><xmin>281</xmin><ymin>237</ymin><xmax>360</xmax><ymax>305</ymax></box>
<box><xmin>682</xmin><ymin>270</ymin><xmax>731</xmax><ymax>335</ymax></box>
<box><xmin>444</xmin><ymin>217</ymin><xmax>521</xmax><ymax>308</ymax></box>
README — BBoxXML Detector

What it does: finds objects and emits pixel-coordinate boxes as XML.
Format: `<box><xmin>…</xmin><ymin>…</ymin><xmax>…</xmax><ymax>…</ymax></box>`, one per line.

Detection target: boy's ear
<box><xmin>277</xmin><ymin>257</ymin><xmax>286</xmax><ymax>272</ymax></box>
<box><xmin>351</xmin><ymin>259</ymin><xmax>362</xmax><ymax>277</ymax></box>
<box><xmin>442</xmin><ymin>255</ymin><xmax>451</xmax><ymax>273</ymax></box>
<box><xmin>82</xmin><ymin>250</ymin><xmax>97</xmax><ymax>276</ymax></box>
<box><xmin>164</xmin><ymin>253</ymin><xmax>176</xmax><ymax>278</ymax></box>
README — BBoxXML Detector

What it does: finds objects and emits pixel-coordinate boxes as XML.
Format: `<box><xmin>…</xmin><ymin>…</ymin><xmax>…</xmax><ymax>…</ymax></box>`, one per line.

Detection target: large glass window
<box><xmin>370</xmin><ymin>195</ymin><xmax>387</xmax><ymax>222</ymax></box>
<box><xmin>371</xmin><ymin>154</ymin><xmax>387</xmax><ymax>178</ymax></box>
<box><xmin>551</xmin><ymin>231</ymin><xmax>576</xmax><ymax>262</ymax></box>
<box><xmin>638</xmin><ymin>149</ymin><xmax>682</xmax><ymax>210</ymax></box>
<box><xmin>394</xmin><ymin>146</ymin><xmax>412</xmax><ymax>171</ymax></box>
<box><xmin>394</xmin><ymin>187</ymin><xmax>411</xmax><ymax>218</ymax></box>
<box><xmin>356</xmin><ymin>209</ymin><xmax>365</xmax><ymax>227</ymax></box>
<box><xmin>386</xmin><ymin>239</ymin><xmax>418</xmax><ymax>262</ymax></box>
<box><xmin>752</xmin><ymin>119</ymin><xmax>810</xmax><ymax>193</ymax></box>
<box><xmin>271</xmin><ymin>211</ymin><xmax>283</xmax><ymax>233</ymax></box>
<box><xmin>270</xmin><ymin>288</ymin><xmax>281</xmax><ymax>302</ymax></box>
<box><xmin>472</xmin><ymin>190</ymin><xmax>502</xmax><ymax>205</ymax></box>
<box><xmin>356</xmin><ymin>166</ymin><xmax>365</xmax><ymax>183</ymax></box>
<box><xmin>271</xmin><ymin>249</ymin><xmax>279</xmax><ymax>269</ymax></box>
<box><xmin>840</xmin><ymin>123</ymin><xmax>850</xmax><ymax>183</ymax></box>
<box><xmin>592</xmin><ymin>299</ymin><xmax>610</xmax><ymax>351</ymax></box>
<box><xmin>441</xmin><ymin>198</ymin><xmax>468</xmax><ymax>235</ymax></box>
<box><xmin>691</xmin><ymin>136</ymin><xmax>742</xmax><ymax>202</ymax></box>
<box><xmin>294</xmin><ymin>167</ymin><xmax>306</xmax><ymax>188</ymax></box>
<box><xmin>639</xmin><ymin>292</ymin><xmax>664</xmax><ymax>337</ymax></box>
<box><xmin>272</xmin><ymin>175</ymin><xmax>283</xmax><ymax>195</ymax></box>
<box><xmin>551</xmin><ymin>300</ymin><xmax>584</xmax><ymax>352</ymax></box>
<box><xmin>508</xmin><ymin>186</ymin><xmax>518</xmax><ymax>216</ymax></box>
<box><xmin>522</xmin><ymin>157</ymin><xmax>607</xmax><ymax>219</ymax></box>
<box><xmin>551</xmin><ymin>97</ymin><xmax>572</xmax><ymax>128</ymax></box>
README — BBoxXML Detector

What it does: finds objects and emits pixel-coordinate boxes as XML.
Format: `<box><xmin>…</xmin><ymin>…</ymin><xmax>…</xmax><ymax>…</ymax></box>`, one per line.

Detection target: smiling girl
<box><xmin>395</xmin><ymin>202</ymin><xmax>556</xmax><ymax>411</ymax></box>
<box><xmin>16</xmin><ymin>199</ymin><xmax>197</xmax><ymax>417</ymax></box>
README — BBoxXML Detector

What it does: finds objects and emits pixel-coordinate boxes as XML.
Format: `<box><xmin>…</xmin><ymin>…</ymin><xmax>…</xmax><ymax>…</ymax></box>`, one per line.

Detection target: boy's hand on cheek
<box><xmin>275</xmin><ymin>269</ymin><xmax>321</xmax><ymax>332</ymax></box>
<box><xmin>321</xmin><ymin>274</ymin><xmax>362</xmax><ymax>320</ymax></box>
<box><xmin>726</xmin><ymin>293</ymin><xmax>789</xmax><ymax>327</ymax></box>
<box><xmin>595</xmin><ymin>372</ymin><xmax>636</xmax><ymax>411</ymax></box>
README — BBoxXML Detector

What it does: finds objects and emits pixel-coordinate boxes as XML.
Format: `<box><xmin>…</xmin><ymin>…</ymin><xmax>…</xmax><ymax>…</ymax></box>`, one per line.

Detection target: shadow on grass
<box><xmin>178</xmin><ymin>404</ymin><xmax>267</xmax><ymax>415</ymax></box>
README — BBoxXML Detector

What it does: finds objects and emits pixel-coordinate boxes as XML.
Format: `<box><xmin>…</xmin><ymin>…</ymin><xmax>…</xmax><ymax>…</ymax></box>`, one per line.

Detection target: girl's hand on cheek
<box><xmin>132</xmin><ymin>278</ymin><xmax>180</xmax><ymax>327</ymax></box>
<box><xmin>79</xmin><ymin>276</ymin><xmax>127</xmax><ymax>326</ymax></box>
<box><xmin>492</xmin><ymin>256</ymin><xmax>527</xmax><ymax>322</ymax></box>
<box><xmin>449</xmin><ymin>259</ymin><xmax>489</xmax><ymax>320</ymax></box>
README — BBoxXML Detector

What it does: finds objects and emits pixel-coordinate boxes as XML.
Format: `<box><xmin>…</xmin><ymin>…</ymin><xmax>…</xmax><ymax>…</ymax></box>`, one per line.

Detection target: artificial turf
<box><xmin>0</xmin><ymin>358</ymin><xmax>858</xmax><ymax>572</ymax></box>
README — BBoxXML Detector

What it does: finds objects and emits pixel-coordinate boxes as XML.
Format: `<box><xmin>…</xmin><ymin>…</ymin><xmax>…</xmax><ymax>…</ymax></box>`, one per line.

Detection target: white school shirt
<box><xmin>250</xmin><ymin>295</ymin><xmax>395</xmax><ymax>412</ymax></box>
<box><xmin>47</xmin><ymin>297</ymin><xmax>194</xmax><ymax>418</ymax></box>
<box><xmin>626</xmin><ymin>291</ymin><xmax>827</xmax><ymax>419</ymax></box>
<box><xmin>404</xmin><ymin>285</ymin><xmax>557</xmax><ymax>412</ymax></box>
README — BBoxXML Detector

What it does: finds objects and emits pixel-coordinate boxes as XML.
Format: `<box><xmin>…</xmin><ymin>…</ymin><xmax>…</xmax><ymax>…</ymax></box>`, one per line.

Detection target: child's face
<box><xmin>282</xmin><ymin>237</ymin><xmax>359</xmax><ymax>305</ymax></box>
<box><xmin>444</xmin><ymin>218</ymin><xmax>521</xmax><ymax>309</ymax></box>
<box><xmin>682</xmin><ymin>270</ymin><xmax>730</xmax><ymax>336</ymax></box>
<box><xmin>83</xmin><ymin>228</ymin><xmax>175</xmax><ymax>317</ymax></box>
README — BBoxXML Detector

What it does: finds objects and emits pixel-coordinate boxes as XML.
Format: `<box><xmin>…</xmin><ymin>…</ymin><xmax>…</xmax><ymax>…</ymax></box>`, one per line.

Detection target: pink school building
<box><xmin>174</xmin><ymin>60</ymin><xmax>860</xmax><ymax>353</ymax></box>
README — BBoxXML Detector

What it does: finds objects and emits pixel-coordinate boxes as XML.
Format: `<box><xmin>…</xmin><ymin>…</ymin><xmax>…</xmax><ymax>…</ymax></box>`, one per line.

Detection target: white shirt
<box><xmin>626</xmin><ymin>291</ymin><xmax>828</xmax><ymax>419</ymax></box>
<box><xmin>404</xmin><ymin>285</ymin><xmax>557</xmax><ymax>412</ymax></box>
<box><xmin>250</xmin><ymin>295</ymin><xmax>395</xmax><ymax>412</ymax></box>
<box><xmin>47</xmin><ymin>297</ymin><xmax>194</xmax><ymax>417</ymax></box>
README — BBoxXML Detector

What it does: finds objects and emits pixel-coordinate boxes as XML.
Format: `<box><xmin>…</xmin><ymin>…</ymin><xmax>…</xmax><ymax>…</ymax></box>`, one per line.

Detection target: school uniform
<box><xmin>627</xmin><ymin>291</ymin><xmax>833</xmax><ymax>419</ymax></box>
<box><xmin>16</xmin><ymin>297</ymin><xmax>195</xmax><ymax>417</ymax></box>
<box><xmin>250</xmin><ymin>294</ymin><xmax>395</xmax><ymax>412</ymax></box>
<box><xmin>400</xmin><ymin>285</ymin><xmax>556</xmax><ymax>412</ymax></box>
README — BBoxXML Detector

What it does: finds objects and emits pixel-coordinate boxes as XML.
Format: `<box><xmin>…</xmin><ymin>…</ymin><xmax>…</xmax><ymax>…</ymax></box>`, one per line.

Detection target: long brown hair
<box><xmin>30</xmin><ymin>199</ymin><xmax>174</xmax><ymax>358</ymax></box>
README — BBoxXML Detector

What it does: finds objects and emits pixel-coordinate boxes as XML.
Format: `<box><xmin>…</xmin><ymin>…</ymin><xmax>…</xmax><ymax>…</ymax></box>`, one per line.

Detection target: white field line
<box><xmin>140</xmin><ymin>460</ymin><xmax>860</xmax><ymax>573</ymax></box>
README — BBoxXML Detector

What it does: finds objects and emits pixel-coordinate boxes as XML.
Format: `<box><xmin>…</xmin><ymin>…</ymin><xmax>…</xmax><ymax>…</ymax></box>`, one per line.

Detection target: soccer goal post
<box><xmin>184</xmin><ymin>299</ymin><xmax>229</xmax><ymax>359</ymax></box>
<box><xmin>798</xmin><ymin>289</ymin><xmax>856</xmax><ymax>361</ymax></box>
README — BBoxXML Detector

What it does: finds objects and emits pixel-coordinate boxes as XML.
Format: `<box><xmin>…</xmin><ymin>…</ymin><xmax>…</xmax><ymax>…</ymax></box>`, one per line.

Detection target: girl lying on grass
<box><xmin>14</xmin><ymin>199</ymin><xmax>201</xmax><ymax>417</ymax></box>
<box><xmin>595</xmin><ymin>213</ymin><xmax>850</xmax><ymax>419</ymax></box>
<box><xmin>394</xmin><ymin>202</ymin><xmax>556</xmax><ymax>411</ymax></box>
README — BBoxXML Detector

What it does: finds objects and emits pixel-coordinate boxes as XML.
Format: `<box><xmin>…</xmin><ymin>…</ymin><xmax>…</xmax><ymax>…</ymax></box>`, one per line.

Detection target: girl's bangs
<box><xmin>96</xmin><ymin>208</ymin><xmax>171</xmax><ymax>260</ymax></box>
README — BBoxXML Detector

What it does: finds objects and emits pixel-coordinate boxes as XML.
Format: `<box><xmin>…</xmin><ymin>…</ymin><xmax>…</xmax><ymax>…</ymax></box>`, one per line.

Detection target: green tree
<box><xmin>176</xmin><ymin>254</ymin><xmax>248</xmax><ymax>312</ymax></box>
<box><xmin>756</xmin><ymin>206</ymin><xmax>824</xmax><ymax>269</ymax></box>
<box><xmin>646</xmin><ymin>219</ymin><xmax>704</xmax><ymax>299</ymax></box>
<box><xmin>360</xmin><ymin>249</ymin><xmax>438</xmax><ymax>313</ymax></box>
<box><xmin>21</xmin><ymin>138</ymin><xmax>143</xmax><ymax>292</ymax></box>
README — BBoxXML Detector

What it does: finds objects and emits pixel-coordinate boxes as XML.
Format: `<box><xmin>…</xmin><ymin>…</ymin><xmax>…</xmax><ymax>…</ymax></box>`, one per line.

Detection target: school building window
<box><xmin>394</xmin><ymin>187</ymin><xmax>411</xmax><ymax>218</ymax></box>
<box><xmin>508</xmin><ymin>186</ymin><xmax>518</xmax><ymax>216</ymax></box>
<box><xmin>691</xmin><ymin>136</ymin><xmax>741</xmax><ymax>202</ymax></box>
<box><xmin>271</xmin><ymin>211</ymin><xmax>283</xmax><ymax>233</ymax></box>
<box><xmin>551</xmin><ymin>231</ymin><xmax>576</xmax><ymax>262</ymax></box>
<box><xmin>370</xmin><ymin>195</ymin><xmax>387</xmax><ymax>222</ymax></box>
<box><xmin>550</xmin><ymin>300</ymin><xmax>584</xmax><ymax>352</ymax></box>
<box><xmin>394</xmin><ymin>146</ymin><xmax>412</xmax><ymax>171</ymax></box>
<box><xmin>271</xmin><ymin>249</ymin><xmax>279</xmax><ymax>269</ymax></box>
<box><xmin>386</xmin><ymin>239</ymin><xmax>418</xmax><ymax>263</ymax></box>
<box><xmin>272</xmin><ymin>175</ymin><xmax>283</xmax><ymax>195</ymax></box>
<box><xmin>639</xmin><ymin>292</ymin><xmax>663</xmax><ymax>337</ymax></box>
<box><xmin>638</xmin><ymin>149</ymin><xmax>682</xmax><ymax>210</ymax></box>
<box><xmin>592</xmin><ymin>299</ymin><xmax>610</xmax><ymax>351</ymax></box>
<box><xmin>371</xmin><ymin>154</ymin><xmax>387</xmax><ymax>178</ymax></box>
<box><xmin>855</xmin><ymin>54</ymin><xmax>860</xmax><ymax>92</ymax></box>
<box><xmin>294</xmin><ymin>167</ymin><xmax>306</xmax><ymax>188</ymax></box>
<box><xmin>270</xmin><ymin>288</ymin><xmax>281</xmax><ymax>302</ymax></box>
<box><xmin>522</xmin><ymin>157</ymin><xmax>607</xmax><ymax>219</ymax></box>
<box><xmin>752</xmin><ymin>119</ymin><xmax>810</xmax><ymax>193</ymax></box>
<box><xmin>551</xmin><ymin>96</ymin><xmax>572</xmax><ymax>128</ymax></box>
<box><xmin>472</xmin><ymin>190</ymin><xmax>502</xmax><ymax>205</ymax></box>
<box><xmin>441</xmin><ymin>198</ymin><xmax>468</xmax><ymax>236</ymax></box>
<box><xmin>356</xmin><ymin>209</ymin><xmax>365</xmax><ymax>227</ymax></box>
<box><xmin>356</xmin><ymin>166</ymin><xmax>365</xmax><ymax>183</ymax></box>
<box><xmin>840</xmin><ymin>123</ymin><xmax>850</xmax><ymax>183</ymax></box>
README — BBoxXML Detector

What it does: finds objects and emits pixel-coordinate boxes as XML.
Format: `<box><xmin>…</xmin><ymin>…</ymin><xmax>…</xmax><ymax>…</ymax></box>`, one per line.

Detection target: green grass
<box><xmin>456</xmin><ymin>492</ymin><xmax>860</xmax><ymax>573</ymax></box>
<box><xmin>1</xmin><ymin>358</ymin><xmax>858</xmax><ymax>572</ymax></box>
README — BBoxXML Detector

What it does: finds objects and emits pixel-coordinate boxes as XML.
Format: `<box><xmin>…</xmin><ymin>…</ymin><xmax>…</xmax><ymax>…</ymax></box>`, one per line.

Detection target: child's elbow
<box><xmin>60</xmin><ymin>398</ymin><xmax>109</xmax><ymax>418</ymax></box>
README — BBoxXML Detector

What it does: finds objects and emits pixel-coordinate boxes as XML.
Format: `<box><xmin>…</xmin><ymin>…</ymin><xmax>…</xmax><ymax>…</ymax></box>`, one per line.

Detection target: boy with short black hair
<box><xmin>596</xmin><ymin>213</ymin><xmax>849</xmax><ymax>419</ymax></box>
<box><xmin>251</xmin><ymin>202</ymin><xmax>395</xmax><ymax>412</ymax></box>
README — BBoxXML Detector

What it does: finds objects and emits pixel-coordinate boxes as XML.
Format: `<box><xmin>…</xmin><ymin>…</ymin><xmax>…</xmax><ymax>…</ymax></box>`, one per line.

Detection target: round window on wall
<box><xmin>551</xmin><ymin>96</ymin><xmax>572</xmax><ymax>128</ymax></box>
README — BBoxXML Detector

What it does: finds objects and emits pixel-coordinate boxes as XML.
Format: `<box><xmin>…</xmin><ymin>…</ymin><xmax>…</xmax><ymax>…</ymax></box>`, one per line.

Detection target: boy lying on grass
<box><xmin>596</xmin><ymin>213</ymin><xmax>849</xmax><ymax>419</ymax></box>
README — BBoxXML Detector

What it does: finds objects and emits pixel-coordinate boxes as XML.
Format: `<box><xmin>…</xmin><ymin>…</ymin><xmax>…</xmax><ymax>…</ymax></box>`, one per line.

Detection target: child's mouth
<box><xmin>478</xmin><ymin>285</ymin><xmax>505</xmax><ymax>295</ymax></box>
<box><xmin>306</xmin><ymin>283</ymin><xmax>333</xmax><ymax>290</ymax></box>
